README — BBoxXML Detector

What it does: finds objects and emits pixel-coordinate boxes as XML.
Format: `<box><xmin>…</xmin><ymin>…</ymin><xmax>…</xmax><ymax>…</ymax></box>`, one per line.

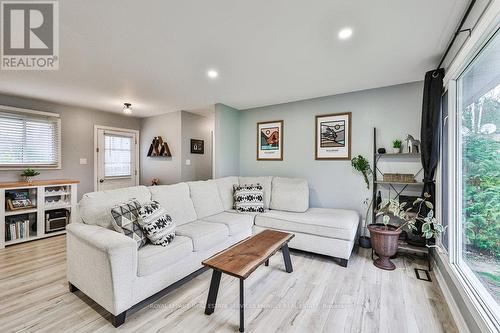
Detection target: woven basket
<box><xmin>383</xmin><ymin>173</ymin><xmax>415</xmax><ymax>183</ymax></box>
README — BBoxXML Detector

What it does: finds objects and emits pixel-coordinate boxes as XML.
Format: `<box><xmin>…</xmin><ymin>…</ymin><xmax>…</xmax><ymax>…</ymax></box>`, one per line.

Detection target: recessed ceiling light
<box><xmin>338</xmin><ymin>27</ymin><xmax>353</xmax><ymax>40</ymax></box>
<box><xmin>207</xmin><ymin>69</ymin><xmax>218</xmax><ymax>79</ymax></box>
<box><xmin>123</xmin><ymin>103</ymin><xmax>132</xmax><ymax>114</ymax></box>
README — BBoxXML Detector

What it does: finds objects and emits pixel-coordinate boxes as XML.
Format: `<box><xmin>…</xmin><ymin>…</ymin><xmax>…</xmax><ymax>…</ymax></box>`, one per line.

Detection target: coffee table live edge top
<box><xmin>202</xmin><ymin>229</ymin><xmax>294</xmax><ymax>279</ymax></box>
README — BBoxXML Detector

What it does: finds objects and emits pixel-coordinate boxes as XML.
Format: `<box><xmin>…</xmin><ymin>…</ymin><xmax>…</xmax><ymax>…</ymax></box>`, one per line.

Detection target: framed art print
<box><xmin>315</xmin><ymin>112</ymin><xmax>351</xmax><ymax>160</ymax></box>
<box><xmin>257</xmin><ymin>120</ymin><xmax>283</xmax><ymax>160</ymax></box>
<box><xmin>190</xmin><ymin>139</ymin><xmax>204</xmax><ymax>154</ymax></box>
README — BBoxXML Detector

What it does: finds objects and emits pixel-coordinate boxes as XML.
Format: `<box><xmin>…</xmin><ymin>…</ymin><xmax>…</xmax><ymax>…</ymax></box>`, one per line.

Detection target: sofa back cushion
<box><xmin>270</xmin><ymin>177</ymin><xmax>309</xmax><ymax>212</ymax></box>
<box><xmin>187</xmin><ymin>180</ymin><xmax>224</xmax><ymax>219</ymax></box>
<box><xmin>215</xmin><ymin>176</ymin><xmax>239</xmax><ymax>210</ymax></box>
<box><xmin>149</xmin><ymin>183</ymin><xmax>197</xmax><ymax>225</ymax></box>
<box><xmin>78</xmin><ymin>185</ymin><xmax>152</xmax><ymax>229</ymax></box>
<box><xmin>239</xmin><ymin>176</ymin><xmax>273</xmax><ymax>209</ymax></box>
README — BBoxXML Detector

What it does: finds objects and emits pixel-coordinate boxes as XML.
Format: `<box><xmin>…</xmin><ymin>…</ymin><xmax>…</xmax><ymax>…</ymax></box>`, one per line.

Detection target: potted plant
<box><xmin>351</xmin><ymin>155</ymin><xmax>373</xmax><ymax>248</ymax></box>
<box><xmin>21</xmin><ymin>168</ymin><xmax>40</xmax><ymax>183</ymax></box>
<box><xmin>392</xmin><ymin>139</ymin><xmax>402</xmax><ymax>154</ymax></box>
<box><xmin>368</xmin><ymin>193</ymin><xmax>445</xmax><ymax>270</ymax></box>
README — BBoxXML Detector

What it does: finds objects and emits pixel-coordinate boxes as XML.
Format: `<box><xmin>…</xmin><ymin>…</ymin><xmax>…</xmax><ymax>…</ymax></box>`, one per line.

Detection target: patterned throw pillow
<box><xmin>233</xmin><ymin>184</ymin><xmax>265</xmax><ymax>213</ymax></box>
<box><xmin>138</xmin><ymin>201</ymin><xmax>176</xmax><ymax>246</ymax></box>
<box><xmin>110</xmin><ymin>199</ymin><xmax>147</xmax><ymax>249</ymax></box>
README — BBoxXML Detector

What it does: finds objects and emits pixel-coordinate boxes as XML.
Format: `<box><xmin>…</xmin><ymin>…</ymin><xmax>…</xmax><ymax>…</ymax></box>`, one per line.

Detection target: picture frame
<box><xmin>190</xmin><ymin>139</ymin><xmax>204</xmax><ymax>154</ymax></box>
<box><xmin>315</xmin><ymin>112</ymin><xmax>351</xmax><ymax>160</ymax></box>
<box><xmin>257</xmin><ymin>120</ymin><xmax>283</xmax><ymax>160</ymax></box>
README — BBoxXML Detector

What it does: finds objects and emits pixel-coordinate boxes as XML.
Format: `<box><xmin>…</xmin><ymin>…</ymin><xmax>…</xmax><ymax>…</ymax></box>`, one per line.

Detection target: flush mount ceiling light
<box><xmin>207</xmin><ymin>69</ymin><xmax>218</xmax><ymax>79</ymax></box>
<box><xmin>123</xmin><ymin>103</ymin><xmax>132</xmax><ymax>114</ymax></box>
<box><xmin>338</xmin><ymin>27</ymin><xmax>353</xmax><ymax>40</ymax></box>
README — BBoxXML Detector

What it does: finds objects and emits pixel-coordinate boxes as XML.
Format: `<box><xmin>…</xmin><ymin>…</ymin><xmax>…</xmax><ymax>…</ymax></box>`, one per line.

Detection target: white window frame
<box><xmin>0</xmin><ymin>105</ymin><xmax>61</xmax><ymax>170</ymax></box>
<box><xmin>438</xmin><ymin>3</ymin><xmax>500</xmax><ymax>332</ymax></box>
<box><xmin>93</xmin><ymin>125</ymin><xmax>140</xmax><ymax>191</ymax></box>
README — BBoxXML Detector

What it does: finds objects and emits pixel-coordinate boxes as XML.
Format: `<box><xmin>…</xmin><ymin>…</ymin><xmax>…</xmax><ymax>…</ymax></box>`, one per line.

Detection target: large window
<box><xmin>457</xmin><ymin>30</ymin><xmax>499</xmax><ymax>322</ymax></box>
<box><xmin>0</xmin><ymin>109</ymin><xmax>60</xmax><ymax>168</ymax></box>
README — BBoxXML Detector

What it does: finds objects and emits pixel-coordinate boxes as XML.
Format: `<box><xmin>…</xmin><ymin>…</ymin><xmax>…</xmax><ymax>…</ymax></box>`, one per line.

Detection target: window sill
<box><xmin>433</xmin><ymin>249</ymin><xmax>499</xmax><ymax>333</ymax></box>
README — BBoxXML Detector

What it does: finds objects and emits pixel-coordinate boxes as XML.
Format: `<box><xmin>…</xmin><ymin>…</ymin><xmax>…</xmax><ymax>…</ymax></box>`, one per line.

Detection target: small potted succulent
<box><xmin>368</xmin><ymin>193</ymin><xmax>445</xmax><ymax>270</ymax></box>
<box><xmin>392</xmin><ymin>139</ymin><xmax>402</xmax><ymax>154</ymax></box>
<box><xmin>351</xmin><ymin>155</ymin><xmax>373</xmax><ymax>248</ymax></box>
<box><xmin>21</xmin><ymin>168</ymin><xmax>40</xmax><ymax>183</ymax></box>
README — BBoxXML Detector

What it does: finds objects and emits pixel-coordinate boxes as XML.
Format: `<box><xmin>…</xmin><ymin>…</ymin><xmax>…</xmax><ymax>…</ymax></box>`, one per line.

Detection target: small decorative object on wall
<box><xmin>377</xmin><ymin>148</ymin><xmax>386</xmax><ymax>154</ymax></box>
<box><xmin>21</xmin><ymin>168</ymin><xmax>40</xmax><ymax>183</ymax></box>
<box><xmin>405</xmin><ymin>134</ymin><xmax>421</xmax><ymax>153</ymax></box>
<box><xmin>315</xmin><ymin>112</ymin><xmax>351</xmax><ymax>160</ymax></box>
<box><xmin>151</xmin><ymin>178</ymin><xmax>160</xmax><ymax>186</ymax></box>
<box><xmin>147</xmin><ymin>136</ymin><xmax>172</xmax><ymax>157</ymax></box>
<box><xmin>391</xmin><ymin>139</ymin><xmax>402</xmax><ymax>154</ymax></box>
<box><xmin>257</xmin><ymin>120</ymin><xmax>283</xmax><ymax>160</ymax></box>
<box><xmin>190</xmin><ymin>139</ymin><xmax>204</xmax><ymax>154</ymax></box>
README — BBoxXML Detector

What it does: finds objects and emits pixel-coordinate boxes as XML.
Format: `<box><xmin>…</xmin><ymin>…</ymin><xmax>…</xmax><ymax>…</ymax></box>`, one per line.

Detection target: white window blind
<box><xmin>0</xmin><ymin>110</ymin><xmax>60</xmax><ymax>167</ymax></box>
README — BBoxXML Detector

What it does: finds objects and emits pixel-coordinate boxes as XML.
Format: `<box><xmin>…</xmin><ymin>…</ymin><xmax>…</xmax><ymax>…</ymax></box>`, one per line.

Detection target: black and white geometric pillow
<box><xmin>138</xmin><ymin>201</ymin><xmax>175</xmax><ymax>246</ymax></box>
<box><xmin>110</xmin><ymin>199</ymin><xmax>147</xmax><ymax>249</ymax></box>
<box><xmin>233</xmin><ymin>184</ymin><xmax>265</xmax><ymax>213</ymax></box>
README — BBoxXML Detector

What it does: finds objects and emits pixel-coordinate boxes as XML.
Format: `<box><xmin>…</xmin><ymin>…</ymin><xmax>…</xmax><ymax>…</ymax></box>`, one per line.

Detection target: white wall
<box><xmin>239</xmin><ymin>82</ymin><xmax>424</xmax><ymax>215</ymax></box>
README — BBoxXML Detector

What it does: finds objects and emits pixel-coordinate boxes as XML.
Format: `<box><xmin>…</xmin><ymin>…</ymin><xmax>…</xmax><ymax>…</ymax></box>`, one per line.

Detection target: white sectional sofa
<box><xmin>66</xmin><ymin>176</ymin><xmax>359</xmax><ymax>327</ymax></box>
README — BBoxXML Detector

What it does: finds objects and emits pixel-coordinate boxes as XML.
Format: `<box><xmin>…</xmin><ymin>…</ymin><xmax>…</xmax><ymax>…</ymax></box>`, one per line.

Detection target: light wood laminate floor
<box><xmin>0</xmin><ymin>235</ymin><xmax>458</xmax><ymax>333</ymax></box>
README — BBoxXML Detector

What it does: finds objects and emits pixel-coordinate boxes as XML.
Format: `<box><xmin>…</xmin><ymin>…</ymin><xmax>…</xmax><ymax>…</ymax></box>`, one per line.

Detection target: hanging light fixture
<box><xmin>123</xmin><ymin>103</ymin><xmax>132</xmax><ymax>114</ymax></box>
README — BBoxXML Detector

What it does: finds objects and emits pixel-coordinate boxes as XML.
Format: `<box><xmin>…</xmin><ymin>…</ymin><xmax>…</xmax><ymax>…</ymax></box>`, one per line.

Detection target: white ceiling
<box><xmin>0</xmin><ymin>0</ymin><xmax>468</xmax><ymax>117</ymax></box>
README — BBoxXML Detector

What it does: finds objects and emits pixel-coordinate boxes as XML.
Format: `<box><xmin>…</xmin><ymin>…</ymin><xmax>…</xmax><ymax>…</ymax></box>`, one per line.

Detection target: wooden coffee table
<box><xmin>202</xmin><ymin>229</ymin><xmax>294</xmax><ymax>332</ymax></box>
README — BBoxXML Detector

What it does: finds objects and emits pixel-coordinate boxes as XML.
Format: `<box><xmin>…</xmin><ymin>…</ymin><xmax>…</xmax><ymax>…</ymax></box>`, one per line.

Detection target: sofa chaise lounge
<box><xmin>67</xmin><ymin>176</ymin><xmax>359</xmax><ymax>326</ymax></box>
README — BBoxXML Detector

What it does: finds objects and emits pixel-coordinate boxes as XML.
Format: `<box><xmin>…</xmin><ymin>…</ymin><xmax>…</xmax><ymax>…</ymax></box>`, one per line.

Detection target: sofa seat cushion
<box><xmin>201</xmin><ymin>212</ymin><xmax>254</xmax><ymax>236</ymax></box>
<box><xmin>175</xmin><ymin>221</ymin><xmax>229</xmax><ymax>251</ymax></box>
<box><xmin>255</xmin><ymin>208</ymin><xmax>359</xmax><ymax>241</ymax></box>
<box><xmin>137</xmin><ymin>235</ymin><xmax>193</xmax><ymax>276</ymax></box>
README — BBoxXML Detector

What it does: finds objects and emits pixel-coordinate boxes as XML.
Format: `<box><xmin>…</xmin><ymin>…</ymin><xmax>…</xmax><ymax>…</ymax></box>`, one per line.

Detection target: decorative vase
<box><xmin>25</xmin><ymin>176</ymin><xmax>33</xmax><ymax>183</ymax></box>
<box><xmin>368</xmin><ymin>223</ymin><xmax>402</xmax><ymax>270</ymax></box>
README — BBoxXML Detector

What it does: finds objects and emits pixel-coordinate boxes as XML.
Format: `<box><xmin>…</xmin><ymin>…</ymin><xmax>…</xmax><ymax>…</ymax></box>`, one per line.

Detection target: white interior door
<box><xmin>95</xmin><ymin>127</ymin><xmax>139</xmax><ymax>191</ymax></box>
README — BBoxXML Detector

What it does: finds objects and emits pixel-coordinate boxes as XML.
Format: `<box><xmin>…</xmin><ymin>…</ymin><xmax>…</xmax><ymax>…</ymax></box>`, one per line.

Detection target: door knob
<box><xmin>99</xmin><ymin>179</ymin><xmax>104</xmax><ymax>183</ymax></box>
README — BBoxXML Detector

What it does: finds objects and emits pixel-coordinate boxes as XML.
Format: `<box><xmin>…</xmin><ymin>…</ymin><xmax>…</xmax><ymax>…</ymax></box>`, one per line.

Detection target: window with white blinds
<box><xmin>0</xmin><ymin>110</ymin><xmax>61</xmax><ymax>168</ymax></box>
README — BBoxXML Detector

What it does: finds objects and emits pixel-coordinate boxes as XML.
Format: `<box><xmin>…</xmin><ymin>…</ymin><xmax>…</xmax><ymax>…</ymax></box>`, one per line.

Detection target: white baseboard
<box><xmin>432</xmin><ymin>256</ymin><xmax>471</xmax><ymax>333</ymax></box>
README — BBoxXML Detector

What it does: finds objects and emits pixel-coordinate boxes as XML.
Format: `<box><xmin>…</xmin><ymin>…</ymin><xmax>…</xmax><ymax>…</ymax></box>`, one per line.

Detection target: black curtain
<box><xmin>420</xmin><ymin>68</ymin><xmax>444</xmax><ymax>204</ymax></box>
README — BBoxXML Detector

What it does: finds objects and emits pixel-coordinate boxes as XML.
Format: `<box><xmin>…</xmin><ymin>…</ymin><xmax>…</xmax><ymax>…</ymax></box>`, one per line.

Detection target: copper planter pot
<box><xmin>368</xmin><ymin>224</ymin><xmax>402</xmax><ymax>270</ymax></box>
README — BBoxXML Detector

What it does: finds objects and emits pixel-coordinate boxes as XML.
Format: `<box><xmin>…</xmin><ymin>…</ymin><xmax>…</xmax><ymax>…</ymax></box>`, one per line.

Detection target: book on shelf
<box><xmin>6</xmin><ymin>220</ymin><xmax>30</xmax><ymax>241</ymax></box>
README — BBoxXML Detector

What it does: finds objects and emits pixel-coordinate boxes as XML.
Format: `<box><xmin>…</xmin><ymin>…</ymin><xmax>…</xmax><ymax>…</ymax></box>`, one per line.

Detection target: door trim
<box><xmin>94</xmin><ymin>125</ymin><xmax>140</xmax><ymax>191</ymax></box>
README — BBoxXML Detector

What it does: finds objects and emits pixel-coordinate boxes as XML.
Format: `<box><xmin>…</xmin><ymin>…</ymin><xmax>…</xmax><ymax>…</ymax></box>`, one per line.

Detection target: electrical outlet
<box><xmin>80</xmin><ymin>158</ymin><xmax>87</xmax><ymax>165</ymax></box>
<box><xmin>185</xmin><ymin>159</ymin><xmax>191</xmax><ymax>166</ymax></box>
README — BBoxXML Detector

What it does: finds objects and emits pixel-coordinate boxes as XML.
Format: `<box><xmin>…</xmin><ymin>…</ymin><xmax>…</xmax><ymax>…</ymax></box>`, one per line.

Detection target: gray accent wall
<box><xmin>180</xmin><ymin>111</ymin><xmax>213</xmax><ymax>182</ymax></box>
<box><xmin>239</xmin><ymin>81</ymin><xmax>424</xmax><ymax>214</ymax></box>
<box><xmin>0</xmin><ymin>94</ymin><xmax>142</xmax><ymax>199</ymax></box>
<box><xmin>140</xmin><ymin>110</ymin><xmax>213</xmax><ymax>186</ymax></box>
<box><xmin>214</xmin><ymin>103</ymin><xmax>241</xmax><ymax>178</ymax></box>
<box><xmin>140</xmin><ymin>111</ymin><xmax>182</xmax><ymax>186</ymax></box>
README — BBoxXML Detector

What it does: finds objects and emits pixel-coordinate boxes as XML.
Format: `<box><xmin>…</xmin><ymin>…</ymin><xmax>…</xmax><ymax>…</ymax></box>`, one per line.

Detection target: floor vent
<box><xmin>415</xmin><ymin>268</ymin><xmax>432</xmax><ymax>282</ymax></box>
